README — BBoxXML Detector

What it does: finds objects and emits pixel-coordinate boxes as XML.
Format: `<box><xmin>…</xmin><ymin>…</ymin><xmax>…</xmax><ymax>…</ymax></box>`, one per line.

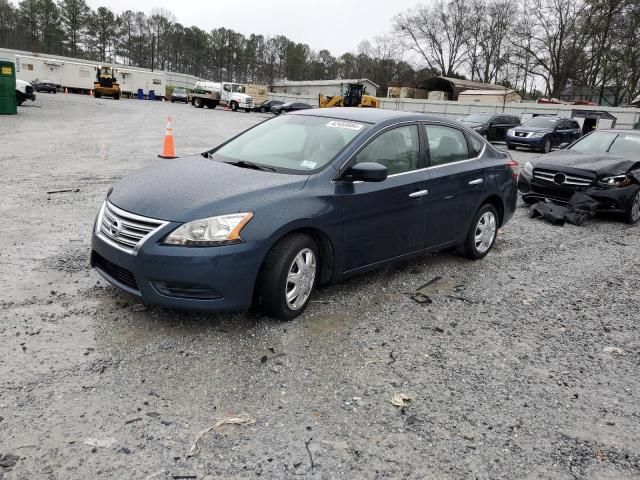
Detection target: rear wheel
<box><xmin>245</xmin><ymin>108</ymin><xmax>251</xmax><ymax>113</ymax></box>
<box><xmin>194</xmin><ymin>97</ymin><xmax>203</xmax><ymax>108</ymax></box>
<box><xmin>94</xmin><ymin>92</ymin><xmax>101</xmax><ymax>98</ymax></box>
<box><xmin>458</xmin><ymin>204</ymin><xmax>499</xmax><ymax>260</ymax></box>
<box><xmin>626</xmin><ymin>188</ymin><xmax>640</xmax><ymax>224</ymax></box>
<box><xmin>255</xmin><ymin>234</ymin><xmax>319</xmax><ymax>320</ymax></box>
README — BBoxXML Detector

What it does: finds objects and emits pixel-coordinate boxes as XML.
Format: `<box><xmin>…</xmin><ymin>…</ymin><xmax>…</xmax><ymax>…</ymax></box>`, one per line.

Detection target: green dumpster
<box><xmin>0</xmin><ymin>59</ymin><xmax>17</xmax><ymax>115</ymax></box>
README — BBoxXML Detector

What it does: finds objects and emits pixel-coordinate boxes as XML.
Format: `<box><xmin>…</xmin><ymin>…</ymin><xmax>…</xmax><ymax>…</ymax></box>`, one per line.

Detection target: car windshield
<box><xmin>173</xmin><ymin>88</ymin><xmax>186</xmax><ymax>94</ymax></box>
<box><xmin>570</xmin><ymin>131</ymin><xmax>640</xmax><ymax>160</ymax></box>
<box><xmin>462</xmin><ymin>113</ymin><xmax>493</xmax><ymax>123</ymax></box>
<box><xmin>213</xmin><ymin>115</ymin><xmax>369</xmax><ymax>173</ymax></box>
<box><xmin>524</xmin><ymin>117</ymin><xmax>559</xmax><ymax>128</ymax></box>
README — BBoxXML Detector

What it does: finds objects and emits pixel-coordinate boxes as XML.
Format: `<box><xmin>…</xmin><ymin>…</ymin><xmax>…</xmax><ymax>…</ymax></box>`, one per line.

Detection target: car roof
<box><xmin>291</xmin><ymin>108</ymin><xmax>452</xmax><ymax>124</ymax></box>
<box><xmin>595</xmin><ymin>129</ymin><xmax>640</xmax><ymax>134</ymax></box>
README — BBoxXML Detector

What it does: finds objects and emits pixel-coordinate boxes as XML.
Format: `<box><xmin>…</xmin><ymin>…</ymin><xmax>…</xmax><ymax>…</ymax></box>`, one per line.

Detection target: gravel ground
<box><xmin>1</xmin><ymin>94</ymin><xmax>639</xmax><ymax>480</ymax></box>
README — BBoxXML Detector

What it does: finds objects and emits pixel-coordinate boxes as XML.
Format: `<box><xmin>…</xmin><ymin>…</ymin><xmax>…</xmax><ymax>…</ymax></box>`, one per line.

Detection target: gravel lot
<box><xmin>1</xmin><ymin>94</ymin><xmax>639</xmax><ymax>480</ymax></box>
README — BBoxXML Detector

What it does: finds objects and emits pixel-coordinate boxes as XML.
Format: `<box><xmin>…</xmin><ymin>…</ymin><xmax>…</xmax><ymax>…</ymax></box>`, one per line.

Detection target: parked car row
<box><xmin>458</xmin><ymin>113</ymin><xmax>585</xmax><ymax>154</ymax></box>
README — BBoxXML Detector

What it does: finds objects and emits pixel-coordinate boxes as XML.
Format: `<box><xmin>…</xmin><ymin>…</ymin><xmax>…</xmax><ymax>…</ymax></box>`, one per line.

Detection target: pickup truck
<box><xmin>16</xmin><ymin>79</ymin><xmax>36</xmax><ymax>106</ymax></box>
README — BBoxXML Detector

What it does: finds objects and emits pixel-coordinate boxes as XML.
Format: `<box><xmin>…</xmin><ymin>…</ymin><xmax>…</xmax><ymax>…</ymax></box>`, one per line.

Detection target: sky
<box><xmin>83</xmin><ymin>0</ymin><xmax>421</xmax><ymax>56</ymax></box>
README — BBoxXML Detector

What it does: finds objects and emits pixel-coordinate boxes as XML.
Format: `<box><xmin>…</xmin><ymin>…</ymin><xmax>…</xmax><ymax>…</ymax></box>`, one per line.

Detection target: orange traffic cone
<box><xmin>64</xmin><ymin>87</ymin><xmax>68</xmax><ymax>94</ymax></box>
<box><xmin>89</xmin><ymin>89</ymin><xmax>93</xmax><ymax>96</ymax></box>
<box><xmin>158</xmin><ymin>116</ymin><xmax>177</xmax><ymax>159</ymax></box>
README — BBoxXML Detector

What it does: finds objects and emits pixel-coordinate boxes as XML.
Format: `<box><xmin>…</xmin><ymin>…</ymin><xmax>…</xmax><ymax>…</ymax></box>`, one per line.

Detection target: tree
<box><xmin>87</xmin><ymin>6</ymin><xmax>116</xmax><ymax>62</ymax></box>
<box><xmin>58</xmin><ymin>0</ymin><xmax>90</xmax><ymax>57</ymax></box>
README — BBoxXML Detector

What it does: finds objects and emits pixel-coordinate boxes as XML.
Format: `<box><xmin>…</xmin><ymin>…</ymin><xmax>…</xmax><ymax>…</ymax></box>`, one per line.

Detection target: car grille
<box><xmin>92</xmin><ymin>252</ymin><xmax>139</xmax><ymax>291</ymax></box>
<box><xmin>533</xmin><ymin>169</ymin><xmax>594</xmax><ymax>187</ymax></box>
<box><xmin>98</xmin><ymin>201</ymin><xmax>166</xmax><ymax>254</ymax></box>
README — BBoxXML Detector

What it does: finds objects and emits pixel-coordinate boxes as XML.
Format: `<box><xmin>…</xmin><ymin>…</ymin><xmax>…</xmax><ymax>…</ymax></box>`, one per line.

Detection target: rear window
<box><xmin>213</xmin><ymin>115</ymin><xmax>369</xmax><ymax>173</ymax></box>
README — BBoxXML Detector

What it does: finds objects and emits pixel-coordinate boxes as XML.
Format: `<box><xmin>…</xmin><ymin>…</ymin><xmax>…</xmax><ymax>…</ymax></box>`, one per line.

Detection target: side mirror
<box><xmin>344</xmin><ymin>162</ymin><xmax>388</xmax><ymax>182</ymax></box>
<box><xmin>559</xmin><ymin>142</ymin><xmax>569</xmax><ymax>149</ymax></box>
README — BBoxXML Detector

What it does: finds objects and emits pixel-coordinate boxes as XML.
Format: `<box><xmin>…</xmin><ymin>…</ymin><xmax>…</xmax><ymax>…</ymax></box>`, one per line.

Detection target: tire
<box><xmin>507</xmin><ymin>144</ymin><xmax>516</xmax><ymax>150</ymax></box>
<box><xmin>260</xmin><ymin>107</ymin><xmax>266</xmax><ymax>113</ymax></box>
<box><xmin>625</xmin><ymin>188</ymin><xmax>640</xmax><ymax>225</ymax></box>
<box><xmin>523</xmin><ymin>196</ymin><xmax>538</xmax><ymax>206</ymax></box>
<box><xmin>255</xmin><ymin>234</ymin><xmax>319</xmax><ymax>320</ymax></box>
<box><xmin>541</xmin><ymin>138</ymin><xmax>551</xmax><ymax>153</ymax></box>
<box><xmin>16</xmin><ymin>92</ymin><xmax>24</xmax><ymax>106</ymax></box>
<box><xmin>95</xmin><ymin>92</ymin><xmax>101</xmax><ymax>98</ymax></box>
<box><xmin>458</xmin><ymin>204</ymin><xmax>499</xmax><ymax>260</ymax></box>
<box><xmin>231</xmin><ymin>101</ymin><xmax>239</xmax><ymax>112</ymax></box>
<box><xmin>171</xmin><ymin>99</ymin><xmax>175</xmax><ymax>103</ymax></box>
<box><xmin>194</xmin><ymin>97</ymin><xmax>203</xmax><ymax>108</ymax></box>
<box><xmin>113</xmin><ymin>94</ymin><xmax>120</xmax><ymax>100</ymax></box>
<box><xmin>245</xmin><ymin>108</ymin><xmax>251</xmax><ymax>113</ymax></box>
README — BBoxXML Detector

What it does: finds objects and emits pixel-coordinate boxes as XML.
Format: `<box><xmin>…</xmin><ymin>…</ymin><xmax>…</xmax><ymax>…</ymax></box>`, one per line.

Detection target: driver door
<box><xmin>338</xmin><ymin>124</ymin><xmax>429</xmax><ymax>272</ymax></box>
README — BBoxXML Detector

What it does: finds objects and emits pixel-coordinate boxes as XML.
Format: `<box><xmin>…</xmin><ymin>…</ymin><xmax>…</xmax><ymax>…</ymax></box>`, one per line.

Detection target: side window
<box><xmin>424</xmin><ymin>125</ymin><xmax>470</xmax><ymax>166</ymax></box>
<box><xmin>467</xmin><ymin>134</ymin><xmax>484</xmax><ymax>157</ymax></box>
<box><xmin>355</xmin><ymin>125</ymin><xmax>420</xmax><ymax>175</ymax></box>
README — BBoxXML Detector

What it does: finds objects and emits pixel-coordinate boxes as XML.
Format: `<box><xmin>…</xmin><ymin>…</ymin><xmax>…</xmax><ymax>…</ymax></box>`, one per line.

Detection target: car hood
<box><xmin>108</xmin><ymin>155</ymin><xmax>308</xmax><ymax>222</ymax></box>
<box><xmin>514</xmin><ymin>126</ymin><xmax>552</xmax><ymax>133</ymax></box>
<box><xmin>460</xmin><ymin>121</ymin><xmax>483</xmax><ymax>127</ymax></box>
<box><xmin>532</xmin><ymin>151</ymin><xmax>636</xmax><ymax>176</ymax></box>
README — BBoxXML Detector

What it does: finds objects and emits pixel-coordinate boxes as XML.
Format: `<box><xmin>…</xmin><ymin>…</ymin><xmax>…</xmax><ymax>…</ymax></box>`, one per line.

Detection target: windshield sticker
<box><xmin>300</xmin><ymin>160</ymin><xmax>318</xmax><ymax>169</ymax></box>
<box><xmin>624</xmin><ymin>136</ymin><xmax>640</xmax><ymax>142</ymax></box>
<box><xmin>326</xmin><ymin>120</ymin><xmax>364</xmax><ymax>131</ymax></box>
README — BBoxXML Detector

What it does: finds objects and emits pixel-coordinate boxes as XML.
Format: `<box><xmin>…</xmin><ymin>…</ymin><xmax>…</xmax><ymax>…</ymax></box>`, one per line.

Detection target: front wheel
<box><xmin>231</xmin><ymin>101</ymin><xmax>239</xmax><ymax>112</ymax></box>
<box><xmin>541</xmin><ymin>138</ymin><xmax>551</xmax><ymax>153</ymax></box>
<box><xmin>194</xmin><ymin>98</ymin><xmax>203</xmax><ymax>108</ymax></box>
<box><xmin>255</xmin><ymin>234</ymin><xmax>319</xmax><ymax>320</ymax></box>
<box><xmin>626</xmin><ymin>188</ymin><xmax>640</xmax><ymax>224</ymax></box>
<box><xmin>260</xmin><ymin>107</ymin><xmax>266</xmax><ymax>113</ymax></box>
<box><xmin>16</xmin><ymin>93</ymin><xmax>24</xmax><ymax>106</ymax></box>
<box><xmin>245</xmin><ymin>108</ymin><xmax>251</xmax><ymax>113</ymax></box>
<box><xmin>458</xmin><ymin>204</ymin><xmax>499</xmax><ymax>260</ymax></box>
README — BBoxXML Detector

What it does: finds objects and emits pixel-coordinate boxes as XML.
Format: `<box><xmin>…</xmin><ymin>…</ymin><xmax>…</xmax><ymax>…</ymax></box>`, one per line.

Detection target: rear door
<box><xmin>423</xmin><ymin>124</ymin><xmax>487</xmax><ymax>248</ymax></box>
<box><xmin>339</xmin><ymin>124</ymin><xmax>428</xmax><ymax>271</ymax></box>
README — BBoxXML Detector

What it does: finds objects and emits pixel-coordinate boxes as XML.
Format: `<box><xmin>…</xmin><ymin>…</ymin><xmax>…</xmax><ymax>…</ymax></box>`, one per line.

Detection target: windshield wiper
<box><xmin>224</xmin><ymin>160</ymin><xmax>277</xmax><ymax>172</ymax></box>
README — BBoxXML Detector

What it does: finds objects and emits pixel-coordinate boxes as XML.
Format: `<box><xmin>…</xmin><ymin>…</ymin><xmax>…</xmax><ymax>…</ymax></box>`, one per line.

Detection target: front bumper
<box><xmin>507</xmin><ymin>135</ymin><xmax>545</xmax><ymax>149</ymax></box>
<box><xmin>91</xmin><ymin>227</ymin><xmax>267</xmax><ymax>312</ymax></box>
<box><xmin>518</xmin><ymin>172</ymin><xmax>636</xmax><ymax>212</ymax></box>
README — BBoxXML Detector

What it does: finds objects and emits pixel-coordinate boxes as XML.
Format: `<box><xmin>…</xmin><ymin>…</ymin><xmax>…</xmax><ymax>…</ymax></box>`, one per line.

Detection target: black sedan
<box><xmin>255</xmin><ymin>99</ymin><xmax>283</xmax><ymax>113</ymax></box>
<box><xmin>518</xmin><ymin>129</ymin><xmax>640</xmax><ymax>223</ymax></box>
<box><xmin>459</xmin><ymin>113</ymin><xmax>520</xmax><ymax>141</ymax></box>
<box><xmin>32</xmin><ymin>79</ymin><xmax>57</xmax><ymax>93</ymax></box>
<box><xmin>507</xmin><ymin>116</ymin><xmax>582</xmax><ymax>153</ymax></box>
<box><xmin>91</xmin><ymin>109</ymin><xmax>517</xmax><ymax>319</ymax></box>
<box><xmin>270</xmin><ymin>102</ymin><xmax>313</xmax><ymax>115</ymax></box>
<box><xmin>170</xmin><ymin>87</ymin><xmax>188</xmax><ymax>103</ymax></box>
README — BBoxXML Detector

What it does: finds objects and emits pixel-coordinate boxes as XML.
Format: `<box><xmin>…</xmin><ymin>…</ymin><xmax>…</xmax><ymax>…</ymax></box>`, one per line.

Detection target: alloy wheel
<box><xmin>285</xmin><ymin>248</ymin><xmax>317</xmax><ymax>311</ymax></box>
<box><xmin>474</xmin><ymin>211</ymin><xmax>497</xmax><ymax>254</ymax></box>
<box><xmin>632</xmin><ymin>191</ymin><xmax>640</xmax><ymax>222</ymax></box>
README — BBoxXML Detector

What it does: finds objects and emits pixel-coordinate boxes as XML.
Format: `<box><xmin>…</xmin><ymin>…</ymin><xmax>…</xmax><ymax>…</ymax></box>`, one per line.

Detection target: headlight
<box><xmin>600</xmin><ymin>175</ymin><xmax>628</xmax><ymax>186</ymax></box>
<box><xmin>532</xmin><ymin>132</ymin><xmax>546</xmax><ymax>137</ymax></box>
<box><xmin>163</xmin><ymin>212</ymin><xmax>253</xmax><ymax>246</ymax></box>
<box><xmin>507</xmin><ymin>129</ymin><xmax>514</xmax><ymax>136</ymax></box>
<box><xmin>524</xmin><ymin>161</ymin><xmax>534</xmax><ymax>175</ymax></box>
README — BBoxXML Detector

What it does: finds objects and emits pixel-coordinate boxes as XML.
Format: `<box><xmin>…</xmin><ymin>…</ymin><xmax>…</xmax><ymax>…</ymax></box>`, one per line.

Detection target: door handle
<box><xmin>468</xmin><ymin>178</ymin><xmax>484</xmax><ymax>185</ymax></box>
<box><xmin>409</xmin><ymin>189</ymin><xmax>429</xmax><ymax>198</ymax></box>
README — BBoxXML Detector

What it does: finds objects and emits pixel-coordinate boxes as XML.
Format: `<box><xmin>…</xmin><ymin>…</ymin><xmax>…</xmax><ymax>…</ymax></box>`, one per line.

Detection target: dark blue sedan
<box><xmin>91</xmin><ymin>109</ymin><xmax>518</xmax><ymax>319</ymax></box>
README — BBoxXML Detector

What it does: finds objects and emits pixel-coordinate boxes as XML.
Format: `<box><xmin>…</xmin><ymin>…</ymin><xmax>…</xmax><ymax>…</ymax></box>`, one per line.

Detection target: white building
<box><xmin>270</xmin><ymin>79</ymin><xmax>380</xmax><ymax>97</ymax></box>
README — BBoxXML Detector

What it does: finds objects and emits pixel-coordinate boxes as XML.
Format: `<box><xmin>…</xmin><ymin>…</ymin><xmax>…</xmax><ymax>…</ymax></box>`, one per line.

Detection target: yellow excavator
<box><xmin>94</xmin><ymin>66</ymin><xmax>120</xmax><ymax>100</ymax></box>
<box><xmin>319</xmin><ymin>83</ymin><xmax>380</xmax><ymax>108</ymax></box>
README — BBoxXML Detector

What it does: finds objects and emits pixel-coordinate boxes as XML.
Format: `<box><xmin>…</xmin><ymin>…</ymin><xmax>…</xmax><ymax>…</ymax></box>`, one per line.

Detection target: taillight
<box><xmin>507</xmin><ymin>159</ymin><xmax>519</xmax><ymax>180</ymax></box>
